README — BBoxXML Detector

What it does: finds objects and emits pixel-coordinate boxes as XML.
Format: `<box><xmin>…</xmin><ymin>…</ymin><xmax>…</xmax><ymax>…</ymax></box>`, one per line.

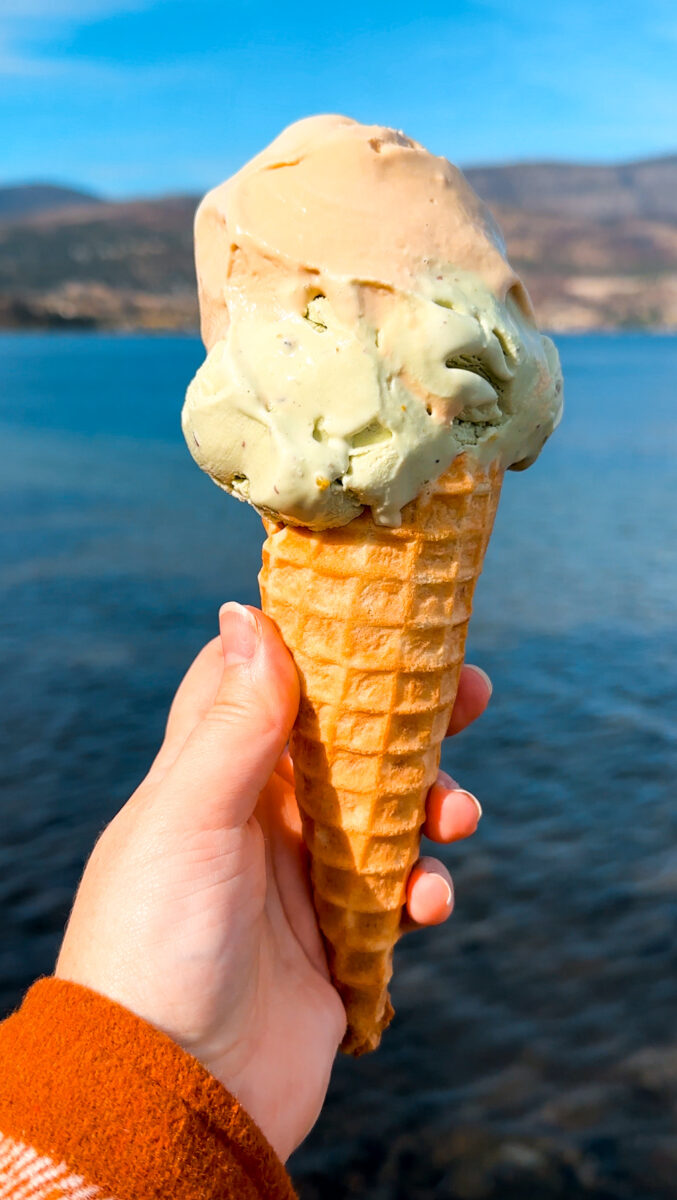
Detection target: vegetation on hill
<box><xmin>0</xmin><ymin>158</ymin><xmax>675</xmax><ymax>331</ymax></box>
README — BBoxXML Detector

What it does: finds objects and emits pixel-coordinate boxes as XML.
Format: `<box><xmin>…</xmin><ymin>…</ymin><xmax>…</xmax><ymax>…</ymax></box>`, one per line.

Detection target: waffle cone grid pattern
<box><xmin>259</xmin><ymin>454</ymin><xmax>503</xmax><ymax>1054</ymax></box>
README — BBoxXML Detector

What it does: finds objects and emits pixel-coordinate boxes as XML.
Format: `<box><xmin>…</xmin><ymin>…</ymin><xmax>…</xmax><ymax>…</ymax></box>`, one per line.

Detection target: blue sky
<box><xmin>2</xmin><ymin>0</ymin><xmax>676</xmax><ymax>196</ymax></box>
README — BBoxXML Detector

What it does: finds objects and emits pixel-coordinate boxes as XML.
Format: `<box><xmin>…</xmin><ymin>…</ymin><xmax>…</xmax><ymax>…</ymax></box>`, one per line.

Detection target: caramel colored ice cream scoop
<box><xmin>182</xmin><ymin>115</ymin><xmax>562</xmax><ymax>530</ymax></box>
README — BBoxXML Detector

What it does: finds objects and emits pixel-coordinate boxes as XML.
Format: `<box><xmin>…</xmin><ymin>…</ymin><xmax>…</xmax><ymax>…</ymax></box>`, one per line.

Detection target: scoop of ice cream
<box><xmin>182</xmin><ymin>115</ymin><xmax>562</xmax><ymax>529</ymax></box>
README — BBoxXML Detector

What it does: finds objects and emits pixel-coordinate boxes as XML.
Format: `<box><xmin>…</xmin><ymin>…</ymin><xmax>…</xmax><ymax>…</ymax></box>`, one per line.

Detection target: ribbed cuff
<box><xmin>0</xmin><ymin>978</ymin><xmax>297</xmax><ymax>1200</ymax></box>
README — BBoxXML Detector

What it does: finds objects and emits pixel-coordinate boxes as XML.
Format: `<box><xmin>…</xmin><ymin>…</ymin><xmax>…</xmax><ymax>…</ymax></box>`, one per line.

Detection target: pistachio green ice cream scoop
<box><xmin>182</xmin><ymin>115</ymin><xmax>563</xmax><ymax>530</ymax></box>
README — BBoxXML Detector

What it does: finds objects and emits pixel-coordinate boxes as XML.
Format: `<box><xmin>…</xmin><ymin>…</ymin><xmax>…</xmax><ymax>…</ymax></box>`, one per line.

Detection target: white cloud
<box><xmin>0</xmin><ymin>0</ymin><xmax>158</xmax><ymax>78</ymax></box>
<box><xmin>1</xmin><ymin>1</ymin><xmax>150</xmax><ymax>18</ymax></box>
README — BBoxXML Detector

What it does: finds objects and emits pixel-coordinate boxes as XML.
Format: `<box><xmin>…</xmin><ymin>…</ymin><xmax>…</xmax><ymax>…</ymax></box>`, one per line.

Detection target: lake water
<box><xmin>1</xmin><ymin>332</ymin><xmax>676</xmax><ymax>1198</ymax></box>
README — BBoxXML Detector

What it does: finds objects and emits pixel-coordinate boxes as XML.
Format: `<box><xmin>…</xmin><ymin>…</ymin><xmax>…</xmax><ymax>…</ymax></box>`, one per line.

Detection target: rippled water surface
<box><xmin>1</xmin><ymin>333</ymin><xmax>676</xmax><ymax>1198</ymax></box>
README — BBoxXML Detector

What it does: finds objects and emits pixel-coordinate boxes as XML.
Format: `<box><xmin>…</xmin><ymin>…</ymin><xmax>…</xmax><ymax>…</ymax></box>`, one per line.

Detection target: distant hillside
<box><xmin>0</xmin><ymin>183</ymin><xmax>101</xmax><ymax>221</ymax></box>
<box><xmin>0</xmin><ymin>195</ymin><xmax>198</xmax><ymax>331</ymax></box>
<box><xmin>0</xmin><ymin>156</ymin><xmax>675</xmax><ymax>331</ymax></box>
<box><xmin>0</xmin><ymin>196</ymin><xmax>197</xmax><ymax>292</ymax></box>
<box><xmin>465</xmin><ymin>156</ymin><xmax>677</xmax><ymax>223</ymax></box>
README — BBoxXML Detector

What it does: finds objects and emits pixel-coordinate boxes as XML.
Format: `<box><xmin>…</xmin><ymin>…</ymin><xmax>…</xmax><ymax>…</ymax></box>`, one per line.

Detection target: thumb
<box><xmin>159</xmin><ymin>603</ymin><xmax>299</xmax><ymax>832</ymax></box>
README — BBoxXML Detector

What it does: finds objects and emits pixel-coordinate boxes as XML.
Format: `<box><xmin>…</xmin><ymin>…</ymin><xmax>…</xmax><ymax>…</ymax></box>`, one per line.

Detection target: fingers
<box><xmin>159</xmin><ymin>604</ymin><xmax>300</xmax><ymax>831</ymax></box>
<box><xmin>405</xmin><ymin>857</ymin><xmax>454</xmax><ymax>927</ymax></box>
<box><xmin>423</xmin><ymin>771</ymin><xmax>482</xmax><ymax>843</ymax></box>
<box><xmin>403</xmin><ymin>769</ymin><xmax>483</xmax><ymax>931</ymax></box>
<box><xmin>150</xmin><ymin>636</ymin><xmax>225</xmax><ymax>777</ymax></box>
<box><xmin>447</xmin><ymin>664</ymin><xmax>492</xmax><ymax>737</ymax></box>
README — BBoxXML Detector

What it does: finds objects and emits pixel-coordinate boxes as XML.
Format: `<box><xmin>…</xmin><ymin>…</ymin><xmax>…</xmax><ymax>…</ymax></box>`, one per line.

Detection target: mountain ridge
<box><xmin>1</xmin><ymin>154</ymin><xmax>675</xmax><ymax>332</ymax></box>
<box><xmin>464</xmin><ymin>156</ymin><xmax>677</xmax><ymax>223</ymax></box>
<box><xmin>3</xmin><ymin>152</ymin><xmax>677</xmax><ymax>223</ymax></box>
<box><xmin>0</xmin><ymin>183</ymin><xmax>102</xmax><ymax>221</ymax></box>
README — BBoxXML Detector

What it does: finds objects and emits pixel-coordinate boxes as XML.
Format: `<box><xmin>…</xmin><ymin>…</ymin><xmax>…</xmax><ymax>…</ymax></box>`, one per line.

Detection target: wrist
<box><xmin>0</xmin><ymin>978</ymin><xmax>297</xmax><ymax>1197</ymax></box>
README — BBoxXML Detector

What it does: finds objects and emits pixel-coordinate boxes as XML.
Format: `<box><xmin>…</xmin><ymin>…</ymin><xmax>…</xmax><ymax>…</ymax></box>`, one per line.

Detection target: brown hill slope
<box><xmin>465</xmin><ymin>156</ymin><xmax>677</xmax><ymax>223</ymax></box>
<box><xmin>0</xmin><ymin>158</ymin><xmax>675</xmax><ymax>331</ymax></box>
<box><xmin>0</xmin><ymin>196</ymin><xmax>197</xmax><ymax>330</ymax></box>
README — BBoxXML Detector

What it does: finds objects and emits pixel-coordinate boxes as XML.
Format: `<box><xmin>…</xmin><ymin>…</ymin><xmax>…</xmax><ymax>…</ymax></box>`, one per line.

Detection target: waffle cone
<box><xmin>259</xmin><ymin>452</ymin><xmax>503</xmax><ymax>1055</ymax></box>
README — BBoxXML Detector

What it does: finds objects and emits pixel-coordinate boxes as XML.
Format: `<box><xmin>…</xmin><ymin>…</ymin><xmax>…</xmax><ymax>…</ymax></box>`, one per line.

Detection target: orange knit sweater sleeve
<box><xmin>0</xmin><ymin>977</ymin><xmax>298</xmax><ymax>1200</ymax></box>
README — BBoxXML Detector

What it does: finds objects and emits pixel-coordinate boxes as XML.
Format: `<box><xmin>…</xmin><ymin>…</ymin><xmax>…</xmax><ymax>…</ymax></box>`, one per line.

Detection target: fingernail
<box><xmin>466</xmin><ymin>664</ymin><xmax>493</xmax><ymax>696</ymax></box>
<box><xmin>440</xmin><ymin>877</ymin><xmax>454</xmax><ymax>908</ymax></box>
<box><xmin>457</xmin><ymin>789</ymin><xmax>483</xmax><ymax>821</ymax></box>
<box><xmin>219</xmin><ymin>603</ymin><xmax>260</xmax><ymax>666</ymax></box>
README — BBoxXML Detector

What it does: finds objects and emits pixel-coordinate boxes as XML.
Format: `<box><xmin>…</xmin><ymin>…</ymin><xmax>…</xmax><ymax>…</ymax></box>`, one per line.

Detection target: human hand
<box><xmin>56</xmin><ymin>603</ymin><xmax>490</xmax><ymax>1161</ymax></box>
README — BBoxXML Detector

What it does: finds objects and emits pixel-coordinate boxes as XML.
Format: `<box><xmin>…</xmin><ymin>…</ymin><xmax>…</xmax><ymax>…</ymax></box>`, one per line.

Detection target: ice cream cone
<box><xmin>183</xmin><ymin>115</ymin><xmax>562</xmax><ymax>1054</ymax></box>
<box><xmin>259</xmin><ymin>451</ymin><xmax>503</xmax><ymax>1055</ymax></box>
